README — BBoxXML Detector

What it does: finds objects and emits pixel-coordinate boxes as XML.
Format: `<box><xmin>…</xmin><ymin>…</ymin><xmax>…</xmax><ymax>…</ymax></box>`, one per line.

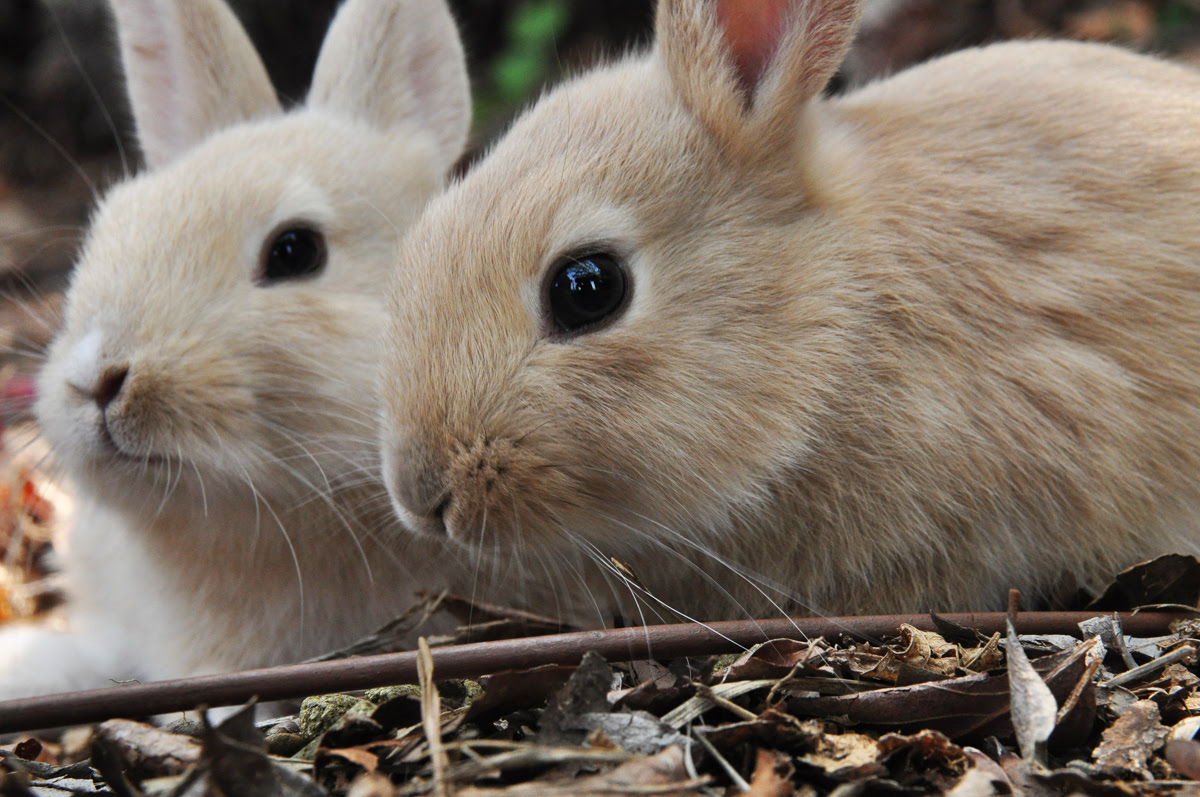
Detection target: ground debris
<box><xmin>5</xmin><ymin>558</ymin><xmax>1200</xmax><ymax>795</ymax></box>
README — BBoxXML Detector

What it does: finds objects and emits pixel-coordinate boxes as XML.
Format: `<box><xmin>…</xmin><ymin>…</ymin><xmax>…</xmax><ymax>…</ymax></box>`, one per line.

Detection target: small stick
<box><xmin>0</xmin><ymin>611</ymin><xmax>1183</xmax><ymax>734</ymax></box>
<box><xmin>1100</xmin><ymin>644</ymin><xmax>1197</xmax><ymax>689</ymax></box>
<box><xmin>417</xmin><ymin>638</ymin><xmax>449</xmax><ymax>797</ymax></box>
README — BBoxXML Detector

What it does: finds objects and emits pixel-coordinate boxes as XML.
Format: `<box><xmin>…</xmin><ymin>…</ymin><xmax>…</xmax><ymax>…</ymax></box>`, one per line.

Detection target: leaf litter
<box><xmin>3</xmin><ymin>556</ymin><xmax>1200</xmax><ymax>795</ymax></box>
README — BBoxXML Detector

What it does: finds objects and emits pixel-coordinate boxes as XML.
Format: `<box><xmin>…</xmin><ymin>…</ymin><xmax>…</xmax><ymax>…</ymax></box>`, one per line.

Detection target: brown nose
<box><xmin>92</xmin><ymin>365</ymin><xmax>129</xmax><ymax>410</ymax></box>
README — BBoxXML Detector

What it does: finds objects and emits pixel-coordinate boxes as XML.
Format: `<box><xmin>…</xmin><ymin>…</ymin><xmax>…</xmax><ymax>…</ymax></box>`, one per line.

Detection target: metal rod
<box><xmin>0</xmin><ymin>611</ymin><xmax>1182</xmax><ymax>734</ymax></box>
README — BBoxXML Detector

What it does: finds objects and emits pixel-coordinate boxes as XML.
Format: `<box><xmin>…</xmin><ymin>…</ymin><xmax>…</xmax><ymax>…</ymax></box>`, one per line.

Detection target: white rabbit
<box><xmin>0</xmin><ymin>0</ymin><xmax>470</xmax><ymax>700</ymax></box>
<box><xmin>379</xmin><ymin>0</ymin><xmax>1200</xmax><ymax>621</ymax></box>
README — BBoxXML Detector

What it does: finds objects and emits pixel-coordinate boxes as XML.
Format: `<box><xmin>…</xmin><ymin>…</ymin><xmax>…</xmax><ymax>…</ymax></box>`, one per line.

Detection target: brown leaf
<box><xmin>465</xmin><ymin>665</ymin><xmax>576</xmax><ymax>723</ymax></box>
<box><xmin>7</xmin><ymin>743</ymin><xmax>39</xmax><ymax>766</ymax></box>
<box><xmin>715</xmin><ymin>639</ymin><xmax>817</xmax><ymax>681</ymax></box>
<box><xmin>93</xmin><ymin>719</ymin><xmax>201</xmax><ymax>780</ymax></box>
<box><xmin>797</xmin><ymin>732</ymin><xmax>885</xmax><ymax>781</ymax></box>
<box><xmin>947</xmin><ymin>748</ymin><xmax>1015</xmax><ymax>795</ymax></box>
<box><xmin>1093</xmin><ymin>699</ymin><xmax>1169</xmax><ymax>777</ymax></box>
<box><xmin>1087</xmin><ymin>554</ymin><xmax>1200</xmax><ymax>611</ymax></box>
<box><xmin>876</xmin><ymin>729</ymin><xmax>965</xmax><ymax>769</ymax></box>
<box><xmin>747</xmin><ymin>748</ymin><xmax>794</xmax><ymax>797</ymax></box>
<box><xmin>454</xmin><ymin>746</ymin><xmax>709</xmax><ymax>797</ymax></box>
<box><xmin>787</xmin><ymin>640</ymin><xmax>1095</xmax><ymax>741</ymax></box>
<box><xmin>700</xmin><ymin>712</ymin><xmax>824</xmax><ymax>752</ymax></box>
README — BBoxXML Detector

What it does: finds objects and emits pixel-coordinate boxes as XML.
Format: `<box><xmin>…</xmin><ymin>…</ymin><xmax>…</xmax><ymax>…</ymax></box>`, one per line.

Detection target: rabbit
<box><xmin>379</xmin><ymin>0</ymin><xmax>1200</xmax><ymax>623</ymax></box>
<box><xmin>0</xmin><ymin>0</ymin><xmax>471</xmax><ymax>701</ymax></box>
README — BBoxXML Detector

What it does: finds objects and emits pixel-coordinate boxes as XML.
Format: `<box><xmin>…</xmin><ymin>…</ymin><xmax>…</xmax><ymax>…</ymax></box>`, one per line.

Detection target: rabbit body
<box><xmin>0</xmin><ymin>0</ymin><xmax>470</xmax><ymax>699</ymax></box>
<box><xmin>381</xmin><ymin>0</ymin><xmax>1200</xmax><ymax>620</ymax></box>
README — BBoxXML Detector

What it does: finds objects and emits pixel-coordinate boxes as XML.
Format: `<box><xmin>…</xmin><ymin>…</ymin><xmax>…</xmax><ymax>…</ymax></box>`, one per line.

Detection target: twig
<box><xmin>694</xmin><ymin>684</ymin><xmax>759</xmax><ymax>722</ymax></box>
<box><xmin>417</xmin><ymin>638</ymin><xmax>448</xmax><ymax>797</ymax></box>
<box><xmin>1100</xmin><ymin>644</ymin><xmax>1197</xmax><ymax>689</ymax></box>
<box><xmin>0</xmin><ymin>611</ymin><xmax>1183</xmax><ymax>734</ymax></box>
<box><xmin>695</xmin><ymin>730</ymin><xmax>750</xmax><ymax>793</ymax></box>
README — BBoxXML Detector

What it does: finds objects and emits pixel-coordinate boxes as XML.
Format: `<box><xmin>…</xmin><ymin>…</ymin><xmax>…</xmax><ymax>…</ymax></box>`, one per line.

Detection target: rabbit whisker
<box><xmin>0</xmin><ymin>96</ymin><xmax>101</xmax><ymax>204</ymax></box>
<box><xmin>44</xmin><ymin>2</ymin><xmax>130</xmax><ymax>179</ymax></box>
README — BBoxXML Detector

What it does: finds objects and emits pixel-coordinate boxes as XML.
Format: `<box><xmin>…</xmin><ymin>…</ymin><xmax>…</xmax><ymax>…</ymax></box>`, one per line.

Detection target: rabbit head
<box><xmin>382</xmin><ymin>0</ymin><xmax>1200</xmax><ymax>618</ymax></box>
<box><xmin>37</xmin><ymin>0</ymin><xmax>470</xmax><ymax>529</ymax></box>
<box><xmin>380</xmin><ymin>0</ymin><xmax>868</xmax><ymax>611</ymax></box>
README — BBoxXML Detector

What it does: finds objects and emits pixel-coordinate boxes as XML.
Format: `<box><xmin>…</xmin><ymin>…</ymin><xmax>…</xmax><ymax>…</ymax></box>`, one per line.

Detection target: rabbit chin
<box><xmin>38</xmin><ymin>402</ymin><xmax>266</xmax><ymax>527</ymax></box>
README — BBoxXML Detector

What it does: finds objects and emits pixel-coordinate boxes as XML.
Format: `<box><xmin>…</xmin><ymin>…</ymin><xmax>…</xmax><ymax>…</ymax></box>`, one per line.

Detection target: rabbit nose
<box><xmin>384</xmin><ymin>441</ymin><xmax>451</xmax><ymax>537</ymax></box>
<box><xmin>92</xmin><ymin>365</ymin><xmax>130</xmax><ymax>410</ymax></box>
<box><xmin>389</xmin><ymin>468</ymin><xmax>451</xmax><ymax>537</ymax></box>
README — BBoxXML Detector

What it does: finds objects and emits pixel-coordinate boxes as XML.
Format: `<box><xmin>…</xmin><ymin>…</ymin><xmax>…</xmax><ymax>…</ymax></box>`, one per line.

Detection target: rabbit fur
<box><xmin>0</xmin><ymin>0</ymin><xmax>470</xmax><ymax>699</ymax></box>
<box><xmin>380</xmin><ymin>0</ymin><xmax>1200</xmax><ymax>622</ymax></box>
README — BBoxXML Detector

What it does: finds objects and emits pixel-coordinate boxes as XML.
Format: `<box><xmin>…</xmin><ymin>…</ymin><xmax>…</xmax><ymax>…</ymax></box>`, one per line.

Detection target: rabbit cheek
<box><xmin>101</xmin><ymin>372</ymin><xmax>178</xmax><ymax>459</ymax></box>
<box><xmin>102</xmin><ymin>370</ymin><xmax>249</xmax><ymax>463</ymax></box>
<box><xmin>444</xmin><ymin>438</ymin><xmax>539</xmax><ymax>543</ymax></box>
<box><xmin>397</xmin><ymin>434</ymin><xmax>568</xmax><ymax>550</ymax></box>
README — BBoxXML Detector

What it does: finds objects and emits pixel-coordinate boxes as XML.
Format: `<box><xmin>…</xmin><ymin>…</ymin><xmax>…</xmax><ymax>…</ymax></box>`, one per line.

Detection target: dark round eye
<box><xmin>547</xmin><ymin>253</ymin><xmax>629</xmax><ymax>334</ymax></box>
<box><xmin>261</xmin><ymin>226</ymin><xmax>326</xmax><ymax>283</ymax></box>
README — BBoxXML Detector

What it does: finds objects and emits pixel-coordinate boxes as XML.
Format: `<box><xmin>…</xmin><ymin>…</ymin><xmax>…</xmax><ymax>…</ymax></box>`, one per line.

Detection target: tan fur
<box><xmin>0</xmin><ymin>0</ymin><xmax>470</xmax><ymax>699</ymax></box>
<box><xmin>381</xmin><ymin>0</ymin><xmax>1200</xmax><ymax>620</ymax></box>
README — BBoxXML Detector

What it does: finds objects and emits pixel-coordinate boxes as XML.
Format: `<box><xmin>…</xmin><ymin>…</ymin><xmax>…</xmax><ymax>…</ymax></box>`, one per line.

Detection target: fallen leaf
<box><xmin>796</xmin><ymin>731</ymin><xmax>884</xmax><ymax>781</ymax></box>
<box><xmin>93</xmin><ymin>720</ymin><xmax>200</xmax><ymax>780</ymax></box>
<box><xmin>947</xmin><ymin>747</ymin><xmax>1014</xmax><ymax>795</ymax></box>
<box><xmin>1087</xmin><ymin>554</ymin><xmax>1200</xmax><ymax>611</ymax></box>
<box><xmin>453</xmin><ymin>746</ymin><xmax>708</xmax><ymax>797</ymax></box>
<box><xmin>715</xmin><ymin>639</ymin><xmax>816</xmax><ymax>681</ymax></box>
<box><xmin>1093</xmin><ymin>699</ymin><xmax>1168</xmax><ymax>777</ymax></box>
<box><xmin>747</xmin><ymin>748</ymin><xmax>794</xmax><ymax>797</ymax></box>
<box><xmin>787</xmin><ymin>641</ymin><xmax>1095</xmax><ymax>741</ymax></box>
<box><xmin>1007</xmin><ymin>619</ymin><xmax>1057</xmax><ymax>762</ymax></box>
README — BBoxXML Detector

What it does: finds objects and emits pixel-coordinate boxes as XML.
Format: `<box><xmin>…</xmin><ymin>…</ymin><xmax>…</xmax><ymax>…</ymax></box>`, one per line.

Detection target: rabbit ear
<box><xmin>108</xmin><ymin>0</ymin><xmax>281</xmax><ymax>169</ymax></box>
<box><xmin>657</xmin><ymin>0</ymin><xmax>861</xmax><ymax>155</ymax></box>
<box><xmin>307</xmin><ymin>0</ymin><xmax>471</xmax><ymax>174</ymax></box>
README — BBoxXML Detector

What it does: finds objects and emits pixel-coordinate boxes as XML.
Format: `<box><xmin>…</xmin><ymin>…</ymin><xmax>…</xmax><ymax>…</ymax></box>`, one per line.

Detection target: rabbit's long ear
<box><xmin>657</xmin><ymin>0</ymin><xmax>861</xmax><ymax>156</ymax></box>
<box><xmin>108</xmin><ymin>0</ymin><xmax>281</xmax><ymax>169</ymax></box>
<box><xmin>308</xmin><ymin>0</ymin><xmax>471</xmax><ymax>175</ymax></box>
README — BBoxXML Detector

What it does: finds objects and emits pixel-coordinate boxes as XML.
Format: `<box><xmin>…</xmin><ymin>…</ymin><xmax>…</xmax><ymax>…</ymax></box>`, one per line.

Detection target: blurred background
<box><xmin>2</xmin><ymin>0</ymin><xmax>1200</xmax><ymax>617</ymax></box>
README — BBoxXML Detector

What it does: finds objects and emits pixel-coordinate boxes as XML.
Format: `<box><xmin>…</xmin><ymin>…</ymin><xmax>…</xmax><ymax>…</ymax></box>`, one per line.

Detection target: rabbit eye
<box><xmin>261</xmin><ymin>226</ymin><xmax>326</xmax><ymax>283</ymax></box>
<box><xmin>546</xmin><ymin>253</ymin><xmax>629</xmax><ymax>335</ymax></box>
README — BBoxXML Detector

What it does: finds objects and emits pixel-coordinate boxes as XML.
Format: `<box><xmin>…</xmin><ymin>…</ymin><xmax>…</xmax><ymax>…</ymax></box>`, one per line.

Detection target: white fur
<box><xmin>0</xmin><ymin>0</ymin><xmax>470</xmax><ymax>700</ymax></box>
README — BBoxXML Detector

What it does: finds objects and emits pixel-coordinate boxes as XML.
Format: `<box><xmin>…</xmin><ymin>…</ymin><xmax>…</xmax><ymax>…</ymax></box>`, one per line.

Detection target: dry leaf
<box><xmin>797</xmin><ymin>731</ymin><xmax>884</xmax><ymax>781</ymax></box>
<box><xmin>747</xmin><ymin>748</ymin><xmax>795</xmax><ymax>797</ymax></box>
<box><xmin>1007</xmin><ymin>619</ymin><xmax>1057</xmax><ymax>762</ymax></box>
<box><xmin>1087</xmin><ymin>554</ymin><xmax>1200</xmax><ymax>611</ymax></box>
<box><xmin>454</xmin><ymin>746</ymin><xmax>708</xmax><ymax>797</ymax></box>
<box><xmin>93</xmin><ymin>720</ymin><xmax>200</xmax><ymax>780</ymax></box>
<box><xmin>1093</xmin><ymin>699</ymin><xmax>1168</xmax><ymax>777</ymax></box>
<box><xmin>787</xmin><ymin>641</ymin><xmax>1094</xmax><ymax>741</ymax></box>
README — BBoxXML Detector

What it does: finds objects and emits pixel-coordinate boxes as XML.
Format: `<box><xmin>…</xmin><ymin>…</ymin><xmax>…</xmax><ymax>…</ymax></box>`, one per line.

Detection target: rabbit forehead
<box><xmin>400</xmin><ymin>58</ymin><xmax>712</xmax><ymax>300</ymax></box>
<box><xmin>389</xmin><ymin>58</ymin><xmax>802</xmax><ymax>436</ymax></box>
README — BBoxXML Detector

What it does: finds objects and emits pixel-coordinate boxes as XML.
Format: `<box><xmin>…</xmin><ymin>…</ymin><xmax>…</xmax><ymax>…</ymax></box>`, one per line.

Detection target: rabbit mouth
<box><xmin>388</xmin><ymin>475</ymin><xmax>451</xmax><ymax>537</ymax></box>
<box><xmin>95</xmin><ymin>418</ymin><xmax>166</xmax><ymax>466</ymax></box>
<box><xmin>402</xmin><ymin>499</ymin><xmax>450</xmax><ymax>537</ymax></box>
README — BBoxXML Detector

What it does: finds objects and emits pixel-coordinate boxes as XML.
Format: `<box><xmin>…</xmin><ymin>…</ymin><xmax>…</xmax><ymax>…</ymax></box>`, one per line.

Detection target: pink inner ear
<box><xmin>715</xmin><ymin>0</ymin><xmax>790</xmax><ymax>98</ymax></box>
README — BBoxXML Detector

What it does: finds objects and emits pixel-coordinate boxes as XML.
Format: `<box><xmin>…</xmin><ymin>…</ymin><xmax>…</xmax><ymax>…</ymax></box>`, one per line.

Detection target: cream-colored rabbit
<box><xmin>380</xmin><ymin>0</ymin><xmax>1200</xmax><ymax>621</ymax></box>
<box><xmin>0</xmin><ymin>0</ymin><xmax>469</xmax><ymax>699</ymax></box>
